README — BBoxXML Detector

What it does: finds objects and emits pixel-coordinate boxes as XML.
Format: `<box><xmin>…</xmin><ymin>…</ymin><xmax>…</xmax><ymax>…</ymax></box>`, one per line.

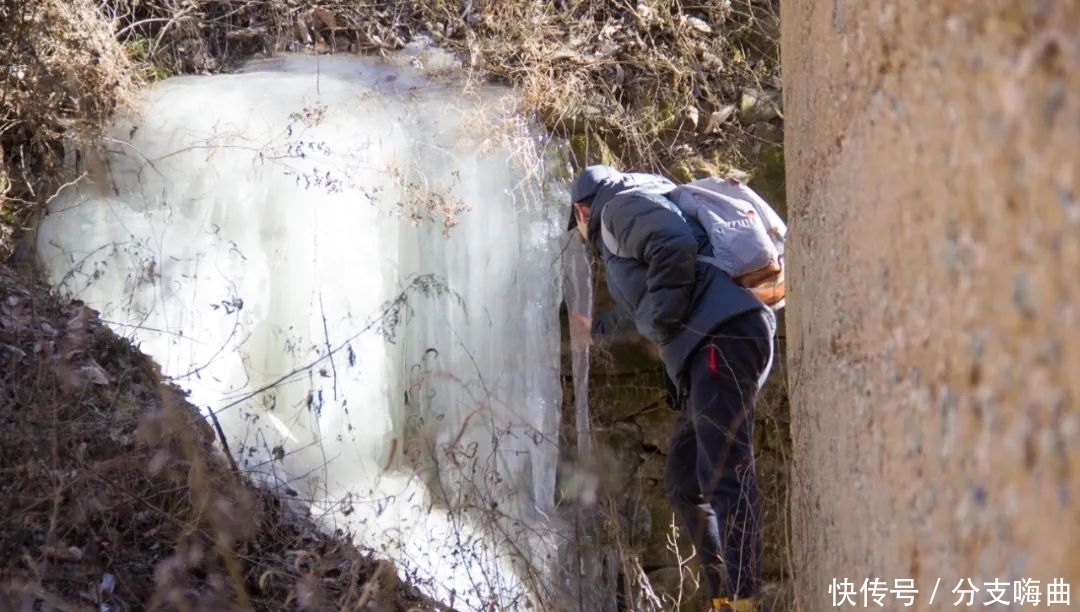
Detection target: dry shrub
<box><xmin>0</xmin><ymin>0</ymin><xmax>139</xmax><ymax>259</ymax></box>
<box><xmin>0</xmin><ymin>265</ymin><xmax>432</xmax><ymax>611</ymax></box>
<box><xmin>410</xmin><ymin>0</ymin><xmax>783</xmax><ymax>171</ymax></box>
<box><xmin>98</xmin><ymin>0</ymin><xmax>781</xmax><ymax>174</ymax></box>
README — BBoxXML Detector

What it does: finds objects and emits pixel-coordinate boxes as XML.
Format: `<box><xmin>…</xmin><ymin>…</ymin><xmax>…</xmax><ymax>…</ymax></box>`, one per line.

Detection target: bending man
<box><xmin>566</xmin><ymin>165</ymin><xmax>775</xmax><ymax>612</ymax></box>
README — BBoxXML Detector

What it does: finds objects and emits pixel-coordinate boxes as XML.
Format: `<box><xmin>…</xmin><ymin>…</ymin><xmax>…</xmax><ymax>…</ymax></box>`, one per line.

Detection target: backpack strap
<box><xmin>598</xmin><ymin>192</ymin><xmax>683</xmax><ymax>259</ymax></box>
<box><xmin>599</xmin><ymin>210</ymin><xmax>624</xmax><ymax>258</ymax></box>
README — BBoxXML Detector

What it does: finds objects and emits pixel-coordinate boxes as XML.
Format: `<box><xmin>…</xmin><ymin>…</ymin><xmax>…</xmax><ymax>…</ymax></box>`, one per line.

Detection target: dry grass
<box><xmin>0</xmin><ymin>265</ymin><xmax>435</xmax><ymax>611</ymax></box>
<box><xmin>416</xmin><ymin>0</ymin><xmax>783</xmax><ymax>171</ymax></box>
<box><xmin>0</xmin><ymin>0</ymin><xmax>139</xmax><ymax>260</ymax></box>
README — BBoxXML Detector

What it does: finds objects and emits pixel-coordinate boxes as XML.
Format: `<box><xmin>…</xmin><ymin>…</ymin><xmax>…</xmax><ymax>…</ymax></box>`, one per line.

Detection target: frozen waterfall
<box><xmin>36</xmin><ymin>48</ymin><xmax>567</xmax><ymax>610</ymax></box>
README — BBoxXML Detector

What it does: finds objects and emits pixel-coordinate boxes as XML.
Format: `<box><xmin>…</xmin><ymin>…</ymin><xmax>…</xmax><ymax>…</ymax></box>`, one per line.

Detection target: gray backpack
<box><xmin>600</xmin><ymin>176</ymin><xmax>788</xmax><ymax>311</ymax></box>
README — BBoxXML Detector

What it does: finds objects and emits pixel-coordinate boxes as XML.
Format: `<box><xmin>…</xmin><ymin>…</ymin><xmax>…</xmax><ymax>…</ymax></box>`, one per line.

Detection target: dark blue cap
<box><xmin>567</xmin><ymin>165</ymin><xmax>617</xmax><ymax>231</ymax></box>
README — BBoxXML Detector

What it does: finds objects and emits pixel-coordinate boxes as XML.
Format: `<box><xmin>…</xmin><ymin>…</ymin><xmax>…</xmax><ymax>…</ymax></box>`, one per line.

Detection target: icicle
<box><xmin>36</xmin><ymin>49</ymin><xmax>566</xmax><ymax>611</ymax></box>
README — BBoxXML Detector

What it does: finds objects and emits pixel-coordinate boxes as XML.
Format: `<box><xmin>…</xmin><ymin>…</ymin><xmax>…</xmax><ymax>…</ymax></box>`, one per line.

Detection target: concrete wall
<box><xmin>781</xmin><ymin>1</ymin><xmax>1080</xmax><ymax>609</ymax></box>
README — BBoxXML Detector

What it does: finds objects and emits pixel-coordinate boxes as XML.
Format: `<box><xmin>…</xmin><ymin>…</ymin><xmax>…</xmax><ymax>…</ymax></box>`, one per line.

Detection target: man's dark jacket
<box><xmin>586</xmin><ymin>174</ymin><xmax>767</xmax><ymax>383</ymax></box>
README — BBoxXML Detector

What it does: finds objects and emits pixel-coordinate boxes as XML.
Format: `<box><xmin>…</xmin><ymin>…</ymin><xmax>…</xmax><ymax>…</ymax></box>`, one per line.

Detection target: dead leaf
<box><xmin>43</xmin><ymin>545</ymin><xmax>84</xmax><ymax>562</ymax></box>
<box><xmin>65</xmin><ymin>305</ymin><xmax>93</xmax><ymax>335</ymax></box>
<box><xmin>683</xmin><ymin>15</ymin><xmax>713</xmax><ymax>35</ymax></box>
<box><xmin>80</xmin><ymin>359</ymin><xmax>110</xmax><ymax>385</ymax></box>
<box><xmin>547</xmin><ymin>48</ymin><xmax>583</xmax><ymax>63</ymax></box>
<box><xmin>684</xmin><ymin>105</ymin><xmax>700</xmax><ymax>129</ymax></box>
<box><xmin>312</xmin><ymin>7</ymin><xmax>337</xmax><ymax>30</ymax></box>
<box><xmin>707</xmin><ymin>104</ymin><xmax>736</xmax><ymax>132</ymax></box>
<box><xmin>147</xmin><ymin>449</ymin><xmax>170</xmax><ymax>476</ymax></box>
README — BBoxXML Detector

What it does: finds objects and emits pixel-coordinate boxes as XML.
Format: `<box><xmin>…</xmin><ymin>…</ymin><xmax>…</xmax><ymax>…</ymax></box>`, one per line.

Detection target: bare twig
<box><xmin>206</xmin><ymin>406</ymin><xmax>241</xmax><ymax>476</ymax></box>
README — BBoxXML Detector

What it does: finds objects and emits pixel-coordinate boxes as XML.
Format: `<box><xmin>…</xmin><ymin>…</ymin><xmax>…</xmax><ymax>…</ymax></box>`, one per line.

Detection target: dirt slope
<box><xmin>0</xmin><ymin>263</ymin><xmax>432</xmax><ymax>611</ymax></box>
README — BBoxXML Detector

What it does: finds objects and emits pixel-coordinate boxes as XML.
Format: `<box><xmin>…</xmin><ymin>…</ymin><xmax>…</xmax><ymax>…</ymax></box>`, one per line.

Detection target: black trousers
<box><xmin>664</xmin><ymin>309</ymin><xmax>775</xmax><ymax>600</ymax></box>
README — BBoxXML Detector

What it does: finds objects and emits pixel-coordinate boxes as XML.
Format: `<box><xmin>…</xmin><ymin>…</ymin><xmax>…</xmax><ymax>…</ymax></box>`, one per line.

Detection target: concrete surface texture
<box><xmin>781</xmin><ymin>0</ymin><xmax>1079</xmax><ymax>609</ymax></box>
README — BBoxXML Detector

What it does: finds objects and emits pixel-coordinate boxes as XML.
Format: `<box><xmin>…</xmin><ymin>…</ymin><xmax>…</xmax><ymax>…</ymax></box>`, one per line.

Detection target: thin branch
<box><xmin>206</xmin><ymin>406</ymin><xmax>240</xmax><ymax>476</ymax></box>
<box><xmin>319</xmin><ymin>292</ymin><xmax>339</xmax><ymax>401</ymax></box>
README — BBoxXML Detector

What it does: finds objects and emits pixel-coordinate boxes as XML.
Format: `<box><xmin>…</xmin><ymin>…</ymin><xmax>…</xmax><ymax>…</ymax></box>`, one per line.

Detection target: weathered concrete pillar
<box><xmin>782</xmin><ymin>1</ymin><xmax>1080</xmax><ymax>609</ymax></box>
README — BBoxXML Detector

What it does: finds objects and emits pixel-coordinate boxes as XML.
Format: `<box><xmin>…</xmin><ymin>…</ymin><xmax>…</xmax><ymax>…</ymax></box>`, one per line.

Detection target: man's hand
<box><xmin>568</xmin><ymin>311</ymin><xmax>594</xmax><ymax>348</ymax></box>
